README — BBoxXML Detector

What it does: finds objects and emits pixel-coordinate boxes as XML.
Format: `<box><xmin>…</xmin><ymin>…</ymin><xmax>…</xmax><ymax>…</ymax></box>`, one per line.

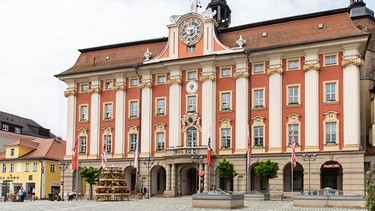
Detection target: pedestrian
<box><xmin>68</xmin><ymin>190</ymin><xmax>76</xmax><ymax>201</ymax></box>
<box><xmin>18</xmin><ymin>186</ymin><xmax>25</xmax><ymax>202</ymax></box>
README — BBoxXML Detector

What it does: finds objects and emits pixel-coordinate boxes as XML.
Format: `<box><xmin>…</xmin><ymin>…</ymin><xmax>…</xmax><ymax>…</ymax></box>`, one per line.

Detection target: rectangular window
<box><xmin>10</xmin><ymin>163</ymin><xmax>14</xmax><ymax>172</ymax></box>
<box><xmin>80</xmin><ymin>105</ymin><xmax>88</xmax><ymax>121</ymax></box>
<box><xmin>187</xmin><ymin>96</ymin><xmax>197</xmax><ymax>112</ymax></box>
<box><xmin>187</xmin><ymin>71</ymin><xmax>197</xmax><ymax>80</ymax></box>
<box><xmin>253</xmin><ymin>63</ymin><xmax>265</xmax><ymax>73</ymax></box>
<box><xmin>157</xmin><ymin>99</ymin><xmax>166</xmax><ymax>116</ymax></box>
<box><xmin>104</xmin><ymin>103</ymin><xmax>113</xmax><ymax>119</ymax></box>
<box><xmin>254</xmin><ymin>126</ymin><xmax>264</xmax><ymax>147</ymax></box>
<box><xmin>221</xmin><ymin>93</ymin><xmax>231</xmax><ymax>111</ymax></box>
<box><xmin>156</xmin><ymin>132</ymin><xmax>165</xmax><ymax>151</ymax></box>
<box><xmin>80</xmin><ymin>84</ymin><xmax>89</xmax><ymax>92</ymax></box>
<box><xmin>104</xmin><ymin>81</ymin><xmax>113</xmax><ymax>89</ymax></box>
<box><xmin>130</xmin><ymin>101</ymin><xmax>139</xmax><ymax>117</ymax></box>
<box><xmin>130</xmin><ymin>78</ymin><xmax>139</xmax><ymax>87</ymax></box>
<box><xmin>325</xmin><ymin>82</ymin><xmax>337</xmax><ymax>102</ymax></box>
<box><xmin>187</xmin><ymin>45</ymin><xmax>196</xmax><ymax>52</ymax></box>
<box><xmin>254</xmin><ymin>89</ymin><xmax>264</xmax><ymax>108</ymax></box>
<box><xmin>79</xmin><ymin>136</ymin><xmax>87</xmax><ymax>153</ymax></box>
<box><xmin>2</xmin><ymin>163</ymin><xmax>6</xmax><ymax>172</ymax></box>
<box><xmin>288</xmin><ymin>124</ymin><xmax>299</xmax><ymax>146</ymax></box>
<box><xmin>33</xmin><ymin>162</ymin><xmax>38</xmax><ymax>172</ymax></box>
<box><xmin>221</xmin><ymin>128</ymin><xmax>231</xmax><ymax>148</ymax></box>
<box><xmin>287</xmin><ymin>59</ymin><xmax>299</xmax><ymax>70</ymax></box>
<box><xmin>50</xmin><ymin>164</ymin><xmax>56</xmax><ymax>172</ymax></box>
<box><xmin>2</xmin><ymin>124</ymin><xmax>9</xmax><ymax>131</ymax></box>
<box><xmin>326</xmin><ymin>122</ymin><xmax>337</xmax><ymax>144</ymax></box>
<box><xmin>288</xmin><ymin>86</ymin><xmax>299</xmax><ymax>104</ymax></box>
<box><xmin>187</xmin><ymin>128</ymin><xmax>197</xmax><ymax>147</ymax></box>
<box><xmin>325</xmin><ymin>54</ymin><xmax>337</xmax><ymax>66</ymax></box>
<box><xmin>157</xmin><ymin>75</ymin><xmax>166</xmax><ymax>84</ymax></box>
<box><xmin>25</xmin><ymin>163</ymin><xmax>30</xmax><ymax>172</ymax></box>
<box><xmin>10</xmin><ymin>148</ymin><xmax>15</xmax><ymax>156</ymax></box>
<box><xmin>104</xmin><ymin>135</ymin><xmax>112</xmax><ymax>153</ymax></box>
<box><xmin>221</xmin><ymin>67</ymin><xmax>231</xmax><ymax>77</ymax></box>
<box><xmin>130</xmin><ymin>134</ymin><xmax>137</xmax><ymax>152</ymax></box>
<box><xmin>15</xmin><ymin>127</ymin><xmax>21</xmax><ymax>134</ymax></box>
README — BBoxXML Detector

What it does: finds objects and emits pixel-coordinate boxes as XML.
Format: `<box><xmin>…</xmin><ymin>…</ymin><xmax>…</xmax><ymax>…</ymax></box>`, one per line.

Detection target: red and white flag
<box><xmin>291</xmin><ymin>124</ymin><xmax>296</xmax><ymax>168</ymax></box>
<box><xmin>207</xmin><ymin>137</ymin><xmax>212</xmax><ymax>167</ymax></box>
<box><xmin>72</xmin><ymin>138</ymin><xmax>78</xmax><ymax>170</ymax></box>
<box><xmin>133</xmin><ymin>134</ymin><xmax>139</xmax><ymax>170</ymax></box>
<box><xmin>247</xmin><ymin>125</ymin><xmax>251</xmax><ymax>168</ymax></box>
<box><xmin>101</xmin><ymin>143</ymin><xmax>107</xmax><ymax>169</ymax></box>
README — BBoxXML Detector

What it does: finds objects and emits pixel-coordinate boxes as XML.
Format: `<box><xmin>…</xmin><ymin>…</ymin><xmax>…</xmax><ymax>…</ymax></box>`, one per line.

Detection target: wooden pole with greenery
<box><xmin>79</xmin><ymin>166</ymin><xmax>100</xmax><ymax>200</ymax></box>
<box><xmin>254</xmin><ymin>159</ymin><xmax>279</xmax><ymax>200</ymax></box>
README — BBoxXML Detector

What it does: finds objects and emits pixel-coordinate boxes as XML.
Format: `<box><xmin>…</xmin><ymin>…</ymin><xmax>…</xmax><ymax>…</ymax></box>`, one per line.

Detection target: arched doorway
<box><xmin>250</xmin><ymin>163</ymin><xmax>263</xmax><ymax>193</ymax></box>
<box><xmin>216</xmin><ymin>168</ymin><xmax>234</xmax><ymax>191</ymax></box>
<box><xmin>181</xmin><ymin>167</ymin><xmax>197</xmax><ymax>195</ymax></box>
<box><xmin>283</xmin><ymin>162</ymin><xmax>304</xmax><ymax>192</ymax></box>
<box><xmin>124</xmin><ymin>167</ymin><xmax>136</xmax><ymax>193</ymax></box>
<box><xmin>150</xmin><ymin>165</ymin><xmax>166</xmax><ymax>195</ymax></box>
<box><xmin>320</xmin><ymin>161</ymin><xmax>343</xmax><ymax>190</ymax></box>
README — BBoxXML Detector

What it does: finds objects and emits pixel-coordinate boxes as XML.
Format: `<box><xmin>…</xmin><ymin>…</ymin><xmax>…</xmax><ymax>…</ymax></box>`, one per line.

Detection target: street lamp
<box><xmin>143</xmin><ymin>158</ymin><xmax>154</xmax><ymax>199</ymax></box>
<box><xmin>191</xmin><ymin>155</ymin><xmax>203</xmax><ymax>193</ymax></box>
<box><xmin>59</xmin><ymin>161</ymin><xmax>69</xmax><ymax>201</ymax></box>
<box><xmin>302</xmin><ymin>154</ymin><xmax>317</xmax><ymax>195</ymax></box>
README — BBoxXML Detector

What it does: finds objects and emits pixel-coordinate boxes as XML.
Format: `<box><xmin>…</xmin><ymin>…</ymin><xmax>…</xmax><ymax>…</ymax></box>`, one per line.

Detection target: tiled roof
<box><xmin>0</xmin><ymin>111</ymin><xmax>54</xmax><ymax>138</ymax></box>
<box><xmin>0</xmin><ymin>138</ymin><xmax>66</xmax><ymax>161</ymax></box>
<box><xmin>56</xmin><ymin>8</ymin><xmax>367</xmax><ymax>77</ymax></box>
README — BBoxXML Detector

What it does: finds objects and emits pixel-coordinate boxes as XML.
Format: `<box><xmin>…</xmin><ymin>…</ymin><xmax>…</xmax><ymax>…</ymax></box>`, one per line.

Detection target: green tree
<box><xmin>254</xmin><ymin>159</ymin><xmax>279</xmax><ymax>200</ymax></box>
<box><xmin>364</xmin><ymin>170</ymin><xmax>375</xmax><ymax>210</ymax></box>
<box><xmin>79</xmin><ymin>166</ymin><xmax>100</xmax><ymax>200</ymax></box>
<box><xmin>217</xmin><ymin>158</ymin><xmax>237</xmax><ymax>192</ymax></box>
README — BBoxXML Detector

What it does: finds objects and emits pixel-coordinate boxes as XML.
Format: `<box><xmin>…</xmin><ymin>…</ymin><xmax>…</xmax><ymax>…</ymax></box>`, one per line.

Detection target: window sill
<box><xmin>103</xmin><ymin>118</ymin><xmax>113</xmax><ymax>121</ymax></box>
<box><xmin>79</xmin><ymin>120</ymin><xmax>89</xmax><ymax>123</ymax></box>
<box><xmin>252</xmin><ymin>106</ymin><xmax>266</xmax><ymax>110</ymax></box>
<box><xmin>286</xmin><ymin>103</ymin><xmax>301</xmax><ymax>107</ymax></box>
<box><xmin>253</xmin><ymin>145</ymin><xmax>264</xmax><ymax>148</ymax></box>
<box><xmin>220</xmin><ymin>109</ymin><xmax>232</xmax><ymax>113</ymax></box>
<box><xmin>156</xmin><ymin>114</ymin><xmax>166</xmax><ymax>117</ymax></box>
<box><xmin>323</xmin><ymin>101</ymin><xmax>340</xmax><ymax>105</ymax></box>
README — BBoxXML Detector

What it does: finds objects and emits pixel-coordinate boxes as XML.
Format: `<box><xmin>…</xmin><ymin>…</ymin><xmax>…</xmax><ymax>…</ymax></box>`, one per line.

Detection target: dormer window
<box><xmin>2</xmin><ymin>124</ymin><xmax>9</xmax><ymax>131</ymax></box>
<box><xmin>10</xmin><ymin>148</ymin><xmax>15</xmax><ymax>156</ymax></box>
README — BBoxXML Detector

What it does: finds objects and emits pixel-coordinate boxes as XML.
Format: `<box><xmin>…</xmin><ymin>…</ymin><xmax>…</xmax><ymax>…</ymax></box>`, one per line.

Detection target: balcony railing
<box><xmin>166</xmin><ymin>145</ymin><xmax>208</xmax><ymax>156</ymax></box>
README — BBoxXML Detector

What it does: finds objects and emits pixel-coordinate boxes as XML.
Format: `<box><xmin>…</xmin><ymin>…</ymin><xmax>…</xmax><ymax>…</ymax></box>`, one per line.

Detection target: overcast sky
<box><xmin>1</xmin><ymin>0</ymin><xmax>374</xmax><ymax>140</ymax></box>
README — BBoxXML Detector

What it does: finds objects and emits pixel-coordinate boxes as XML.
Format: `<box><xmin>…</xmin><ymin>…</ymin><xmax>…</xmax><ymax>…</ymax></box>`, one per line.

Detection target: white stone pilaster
<box><xmin>64</xmin><ymin>80</ymin><xmax>76</xmax><ymax>158</ymax></box>
<box><xmin>304</xmin><ymin>49</ymin><xmax>320</xmax><ymax>151</ymax></box>
<box><xmin>89</xmin><ymin>78</ymin><xmax>101</xmax><ymax>158</ymax></box>
<box><xmin>234</xmin><ymin>58</ymin><xmax>249</xmax><ymax>152</ymax></box>
<box><xmin>140</xmin><ymin>71</ymin><xmax>152</xmax><ymax>156</ymax></box>
<box><xmin>267</xmin><ymin>54</ymin><xmax>283</xmax><ymax>152</ymax></box>
<box><xmin>167</xmin><ymin>66</ymin><xmax>182</xmax><ymax>147</ymax></box>
<box><xmin>342</xmin><ymin>44</ymin><xmax>361</xmax><ymax>148</ymax></box>
<box><xmin>113</xmin><ymin>74</ymin><xmax>126</xmax><ymax>157</ymax></box>
<box><xmin>201</xmin><ymin>62</ymin><xmax>216</xmax><ymax>148</ymax></box>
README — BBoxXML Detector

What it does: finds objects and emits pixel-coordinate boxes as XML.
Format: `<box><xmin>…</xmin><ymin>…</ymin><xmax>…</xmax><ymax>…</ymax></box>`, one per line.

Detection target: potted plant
<box><xmin>135</xmin><ymin>182</ymin><xmax>143</xmax><ymax>199</ymax></box>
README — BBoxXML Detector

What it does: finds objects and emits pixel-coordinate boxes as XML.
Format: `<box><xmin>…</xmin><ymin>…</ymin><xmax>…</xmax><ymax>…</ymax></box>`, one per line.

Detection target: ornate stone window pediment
<box><xmin>78</xmin><ymin>128</ymin><xmax>88</xmax><ymax>136</ymax></box>
<box><xmin>102</xmin><ymin>126</ymin><xmax>113</xmax><ymax>133</ymax></box>
<box><xmin>155</xmin><ymin>123</ymin><xmax>166</xmax><ymax>132</ymax></box>
<box><xmin>219</xmin><ymin>118</ymin><xmax>232</xmax><ymax>127</ymax></box>
<box><xmin>286</xmin><ymin>113</ymin><xmax>301</xmax><ymax>124</ymax></box>
<box><xmin>181</xmin><ymin>113</ymin><xmax>201</xmax><ymax>132</ymax></box>
<box><xmin>128</xmin><ymin>124</ymin><xmax>139</xmax><ymax>133</ymax></box>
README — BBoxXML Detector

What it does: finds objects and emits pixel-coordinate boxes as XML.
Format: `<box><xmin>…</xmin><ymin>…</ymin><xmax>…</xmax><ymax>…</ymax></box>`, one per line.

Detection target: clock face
<box><xmin>179</xmin><ymin>17</ymin><xmax>203</xmax><ymax>46</ymax></box>
<box><xmin>186</xmin><ymin>80</ymin><xmax>198</xmax><ymax>94</ymax></box>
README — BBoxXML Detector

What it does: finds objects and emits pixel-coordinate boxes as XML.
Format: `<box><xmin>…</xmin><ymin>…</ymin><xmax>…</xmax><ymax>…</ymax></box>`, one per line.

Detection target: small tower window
<box><xmin>187</xmin><ymin>45</ymin><xmax>196</xmax><ymax>52</ymax></box>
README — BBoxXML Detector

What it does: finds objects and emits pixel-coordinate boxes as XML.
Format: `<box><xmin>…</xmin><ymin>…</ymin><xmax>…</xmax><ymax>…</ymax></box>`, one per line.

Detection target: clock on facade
<box><xmin>186</xmin><ymin>80</ymin><xmax>198</xmax><ymax>94</ymax></box>
<box><xmin>179</xmin><ymin>17</ymin><xmax>203</xmax><ymax>46</ymax></box>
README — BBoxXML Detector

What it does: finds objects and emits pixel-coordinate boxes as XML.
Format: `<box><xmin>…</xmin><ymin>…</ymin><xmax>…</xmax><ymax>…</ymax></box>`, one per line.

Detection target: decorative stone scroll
<box><xmin>286</xmin><ymin>113</ymin><xmax>301</xmax><ymax>124</ymax></box>
<box><xmin>113</xmin><ymin>84</ymin><xmax>126</xmax><ymax>92</ymax></box>
<box><xmin>64</xmin><ymin>89</ymin><xmax>77</xmax><ymax>98</ymax></box>
<box><xmin>233</xmin><ymin>71</ymin><xmax>249</xmax><ymax>79</ymax></box>
<box><xmin>155</xmin><ymin>122</ymin><xmax>166</xmax><ymax>131</ymax></box>
<box><xmin>219</xmin><ymin>118</ymin><xmax>232</xmax><ymax>127</ymax></box>
<box><xmin>88</xmin><ymin>87</ymin><xmax>101</xmax><ymax>94</ymax></box>
<box><xmin>128</xmin><ymin>124</ymin><xmax>139</xmax><ymax>133</ymax></box>
<box><xmin>167</xmin><ymin>78</ymin><xmax>182</xmax><ymax>86</ymax></box>
<box><xmin>102</xmin><ymin>126</ymin><xmax>113</xmax><ymax>132</ymax></box>
<box><xmin>267</xmin><ymin>67</ymin><xmax>283</xmax><ymax>75</ymax></box>
<box><xmin>303</xmin><ymin>63</ymin><xmax>320</xmax><ymax>72</ymax></box>
<box><xmin>139</xmin><ymin>81</ymin><xmax>153</xmax><ymax>89</ymax></box>
<box><xmin>342</xmin><ymin>58</ymin><xmax>362</xmax><ymax>68</ymax></box>
<box><xmin>200</xmin><ymin>74</ymin><xmax>215</xmax><ymax>83</ymax></box>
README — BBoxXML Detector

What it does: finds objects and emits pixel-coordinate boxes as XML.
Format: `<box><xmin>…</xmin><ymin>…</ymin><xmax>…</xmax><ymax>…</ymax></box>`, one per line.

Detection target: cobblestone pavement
<box><xmin>0</xmin><ymin>197</ymin><xmax>365</xmax><ymax>211</ymax></box>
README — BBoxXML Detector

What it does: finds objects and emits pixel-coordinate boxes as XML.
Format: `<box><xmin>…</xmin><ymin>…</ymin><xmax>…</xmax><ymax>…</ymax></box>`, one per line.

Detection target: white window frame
<box><xmin>186</xmin><ymin>127</ymin><xmax>197</xmax><ymax>147</ymax></box>
<box><xmin>130</xmin><ymin>101</ymin><xmax>139</xmax><ymax>118</ymax></box>
<box><xmin>288</xmin><ymin>124</ymin><xmax>299</xmax><ymax>146</ymax></box>
<box><xmin>187</xmin><ymin>70</ymin><xmax>197</xmax><ymax>81</ymax></box>
<box><xmin>79</xmin><ymin>136</ymin><xmax>87</xmax><ymax>154</ymax></box>
<box><xmin>80</xmin><ymin>105</ymin><xmax>88</xmax><ymax>122</ymax></box>
<box><xmin>187</xmin><ymin>95</ymin><xmax>197</xmax><ymax>113</ymax></box>
<box><xmin>287</xmin><ymin>58</ymin><xmax>300</xmax><ymax>70</ymax></box>
<box><xmin>2</xmin><ymin>163</ymin><xmax>6</xmax><ymax>172</ymax></box>
<box><xmin>326</xmin><ymin>122</ymin><xmax>337</xmax><ymax>144</ymax></box>
<box><xmin>104</xmin><ymin>103</ymin><xmax>113</xmax><ymax>120</ymax></box>
<box><xmin>10</xmin><ymin>163</ymin><xmax>14</xmax><ymax>172</ymax></box>
<box><xmin>156</xmin><ymin>132</ymin><xmax>165</xmax><ymax>151</ymax></box>
<box><xmin>220</xmin><ymin>92</ymin><xmax>231</xmax><ymax>111</ymax></box>
<box><xmin>287</xmin><ymin>85</ymin><xmax>300</xmax><ymax>105</ymax></box>
<box><xmin>104</xmin><ymin>80</ymin><xmax>113</xmax><ymax>90</ymax></box>
<box><xmin>253</xmin><ymin>89</ymin><xmax>264</xmax><ymax>108</ymax></box>
<box><xmin>33</xmin><ymin>162</ymin><xmax>38</xmax><ymax>172</ymax></box>
<box><xmin>2</xmin><ymin>124</ymin><xmax>9</xmax><ymax>131</ymax></box>
<box><xmin>156</xmin><ymin>98</ymin><xmax>166</xmax><ymax>116</ymax></box>
<box><xmin>50</xmin><ymin>164</ymin><xmax>56</xmax><ymax>172</ymax></box>
<box><xmin>104</xmin><ymin>135</ymin><xmax>112</xmax><ymax>153</ymax></box>
<box><xmin>129</xmin><ymin>78</ymin><xmax>139</xmax><ymax>87</ymax></box>
<box><xmin>254</xmin><ymin>126</ymin><xmax>264</xmax><ymax>147</ymax></box>
<box><xmin>156</xmin><ymin>75</ymin><xmax>166</xmax><ymax>85</ymax></box>
<box><xmin>324</xmin><ymin>53</ymin><xmax>338</xmax><ymax>66</ymax></box>
<box><xmin>129</xmin><ymin>134</ymin><xmax>137</xmax><ymax>152</ymax></box>
<box><xmin>220</xmin><ymin>66</ymin><xmax>232</xmax><ymax>78</ymax></box>
<box><xmin>253</xmin><ymin>62</ymin><xmax>265</xmax><ymax>74</ymax></box>
<box><xmin>25</xmin><ymin>162</ymin><xmax>30</xmax><ymax>172</ymax></box>
<box><xmin>80</xmin><ymin>83</ymin><xmax>89</xmax><ymax>92</ymax></box>
<box><xmin>221</xmin><ymin>128</ymin><xmax>231</xmax><ymax>149</ymax></box>
<box><xmin>324</xmin><ymin>81</ymin><xmax>338</xmax><ymax>103</ymax></box>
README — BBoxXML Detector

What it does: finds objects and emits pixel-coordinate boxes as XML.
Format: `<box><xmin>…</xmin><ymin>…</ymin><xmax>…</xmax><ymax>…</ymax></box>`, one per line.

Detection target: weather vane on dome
<box><xmin>190</xmin><ymin>0</ymin><xmax>202</xmax><ymax>13</ymax></box>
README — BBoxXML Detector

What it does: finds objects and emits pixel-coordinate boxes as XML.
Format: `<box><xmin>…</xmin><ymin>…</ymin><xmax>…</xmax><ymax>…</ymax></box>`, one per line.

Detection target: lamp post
<box><xmin>302</xmin><ymin>154</ymin><xmax>317</xmax><ymax>195</ymax></box>
<box><xmin>59</xmin><ymin>161</ymin><xmax>69</xmax><ymax>201</ymax></box>
<box><xmin>143</xmin><ymin>158</ymin><xmax>154</xmax><ymax>199</ymax></box>
<box><xmin>191</xmin><ymin>155</ymin><xmax>203</xmax><ymax>193</ymax></box>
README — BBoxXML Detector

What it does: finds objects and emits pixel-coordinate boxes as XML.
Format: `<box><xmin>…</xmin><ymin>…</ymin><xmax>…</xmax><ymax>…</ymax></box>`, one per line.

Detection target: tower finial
<box><xmin>190</xmin><ymin>0</ymin><xmax>202</xmax><ymax>13</ymax></box>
